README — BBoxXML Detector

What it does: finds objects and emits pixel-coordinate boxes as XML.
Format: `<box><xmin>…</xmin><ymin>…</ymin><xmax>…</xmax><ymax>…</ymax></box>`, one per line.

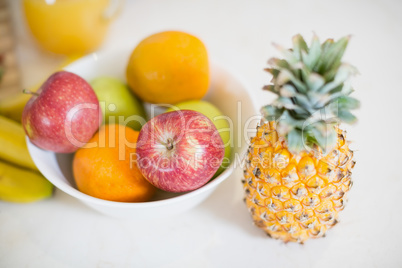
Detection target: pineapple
<box><xmin>243</xmin><ymin>34</ymin><xmax>359</xmax><ymax>243</ymax></box>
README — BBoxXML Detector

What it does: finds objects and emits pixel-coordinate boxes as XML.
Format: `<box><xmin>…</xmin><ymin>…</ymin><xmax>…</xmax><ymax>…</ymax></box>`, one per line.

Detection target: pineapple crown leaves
<box><xmin>262</xmin><ymin>34</ymin><xmax>360</xmax><ymax>153</ymax></box>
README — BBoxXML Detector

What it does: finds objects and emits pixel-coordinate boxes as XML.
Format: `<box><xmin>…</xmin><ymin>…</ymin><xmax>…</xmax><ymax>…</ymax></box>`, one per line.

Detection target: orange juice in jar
<box><xmin>23</xmin><ymin>0</ymin><xmax>122</xmax><ymax>55</ymax></box>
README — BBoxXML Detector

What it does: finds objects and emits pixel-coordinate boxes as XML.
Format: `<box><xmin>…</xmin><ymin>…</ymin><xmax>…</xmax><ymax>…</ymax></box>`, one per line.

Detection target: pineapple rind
<box><xmin>243</xmin><ymin>121</ymin><xmax>355</xmax><ymax>243</ymax></box>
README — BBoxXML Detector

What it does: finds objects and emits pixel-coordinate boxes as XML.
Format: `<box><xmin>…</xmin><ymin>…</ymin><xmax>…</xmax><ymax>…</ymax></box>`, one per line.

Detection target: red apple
<box><xmin>136</xmin><ymin>110</ymin><xmax>224</xmax><ymax>192</ymax></box>
<box><xmin>22</xmin><ymin>71</ymin><xmax>101</xmax><ymax>153</ymax></box>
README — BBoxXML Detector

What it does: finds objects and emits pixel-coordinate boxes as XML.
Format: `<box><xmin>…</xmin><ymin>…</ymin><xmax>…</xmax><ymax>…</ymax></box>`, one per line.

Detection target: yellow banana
<box><xmin>0</xmin><ymin>54</ymin><xmax>82</xmax><ymax>122</ymax></box>
<box><xmin>0</xmin><ymin>92</ymin><xmax>31</xmax><ymax>122</ymax></box>
<box><xmin>0</xmin><ymin>115</ymin><xmax>37</xmax><ymax>171</ymax></box>
<box><xmin>0</xmin><ymin>160</ymin><xmax>53</xmax><ymax>203</ymax></box>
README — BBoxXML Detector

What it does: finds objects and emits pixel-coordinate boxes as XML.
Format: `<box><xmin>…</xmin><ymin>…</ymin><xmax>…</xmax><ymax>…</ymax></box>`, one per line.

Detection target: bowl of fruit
<box><xmin>24</xmin><ymin>31</ymin><xmax>258</xmax><ymax>219</ymax></box>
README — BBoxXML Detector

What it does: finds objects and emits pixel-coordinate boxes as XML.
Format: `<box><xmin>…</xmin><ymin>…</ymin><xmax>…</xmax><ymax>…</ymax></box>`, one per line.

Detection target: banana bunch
<box><xmin>0</xmin><ymin>2</ymin><xmax>54</xmax><ymax>203</ymax></box>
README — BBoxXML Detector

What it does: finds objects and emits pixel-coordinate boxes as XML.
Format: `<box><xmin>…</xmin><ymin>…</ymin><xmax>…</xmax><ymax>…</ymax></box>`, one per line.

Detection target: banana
<box><xmin>0</xmin><ymin>160</ymin><xmax>53</xmax><ymax>203</ymax></box>
<box><xmin>0</xmin><ymin>54</ymin><xmax>82</xmax><ymax>122</ymax></box>
<box><xmin>0</xmin><ymin>115</ymin><xmax>37</xmax><ymax>171</ymax></box>
<box><xmin>0</xmin><ymin>91</ymin><xmax>31</xmax><ymax>122</ymax></box>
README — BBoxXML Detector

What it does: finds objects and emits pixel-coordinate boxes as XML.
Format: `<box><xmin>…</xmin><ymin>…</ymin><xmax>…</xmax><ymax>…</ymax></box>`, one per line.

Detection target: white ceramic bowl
<box><xmin>26</xmin><ymin>47</ymin><xmax>258</xmax><ymax>219</ymax></box>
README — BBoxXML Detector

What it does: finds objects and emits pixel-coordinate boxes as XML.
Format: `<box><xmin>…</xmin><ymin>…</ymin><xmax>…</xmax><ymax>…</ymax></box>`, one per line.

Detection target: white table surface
<box><xmin>2</xmin><ymin>0</ymin><xmax>402</xmax><ymax>267</ymax></box>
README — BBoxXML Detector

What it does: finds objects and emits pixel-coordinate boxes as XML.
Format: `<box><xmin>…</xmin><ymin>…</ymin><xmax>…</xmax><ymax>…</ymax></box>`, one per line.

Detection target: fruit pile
<box><xmin>1</xmin><ymin>29</ymin><xmax>360</xmax><ymax>244</ymax></box>
<box><xmin>20</xmin><ymin>31</ymin><xmax>230</xmax><ymax>202</ymax></box>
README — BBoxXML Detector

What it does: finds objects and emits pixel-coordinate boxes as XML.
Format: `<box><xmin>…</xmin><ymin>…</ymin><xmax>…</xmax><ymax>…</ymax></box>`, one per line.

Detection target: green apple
<box><xmin>90</xmin><ymin>77</ymin><xmax>146</xmax><ymax>131</ymax></box>
<box><xmin>166</xmin><ymin>100</ymin><xmax>231</xmax><ymax>176</ymax></box>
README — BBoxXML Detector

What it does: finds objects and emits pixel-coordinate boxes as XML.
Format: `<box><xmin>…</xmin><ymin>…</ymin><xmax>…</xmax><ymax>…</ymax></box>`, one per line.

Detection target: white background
<box><xmin>1</xmin><ymin>0</ymin><xmax>402</xmax><ymax>267</ymax></box>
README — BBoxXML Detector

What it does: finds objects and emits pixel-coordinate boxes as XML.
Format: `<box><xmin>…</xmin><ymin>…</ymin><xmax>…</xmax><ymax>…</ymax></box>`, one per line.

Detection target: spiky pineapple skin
<box><xmin>243</xmin><ymin>121</ymin><xmax>355</xmax><ymax>243</ymax></box>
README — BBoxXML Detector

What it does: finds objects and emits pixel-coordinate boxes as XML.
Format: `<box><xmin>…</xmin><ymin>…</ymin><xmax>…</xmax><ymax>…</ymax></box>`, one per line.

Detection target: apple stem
<box><xmin>166</xmin><ymin>138</ymin><xmax>174</xmax><ymax>150</ymax></box>
<box><xmin>23</xmin><ymin>89</ymin><xmax>39</xmax><ymax>97</ymax></box>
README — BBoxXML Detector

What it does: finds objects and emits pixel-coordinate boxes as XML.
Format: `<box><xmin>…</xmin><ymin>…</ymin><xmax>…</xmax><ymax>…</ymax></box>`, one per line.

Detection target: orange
<box><xmin>126</xmin><ymin>31</ymin><xmax>210</xmax><ymax>104</ymax></box>
<box><xmin>73</xmin><ymin>124</ymin><xmax>155</xmax><ymax>202</ymax></box>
